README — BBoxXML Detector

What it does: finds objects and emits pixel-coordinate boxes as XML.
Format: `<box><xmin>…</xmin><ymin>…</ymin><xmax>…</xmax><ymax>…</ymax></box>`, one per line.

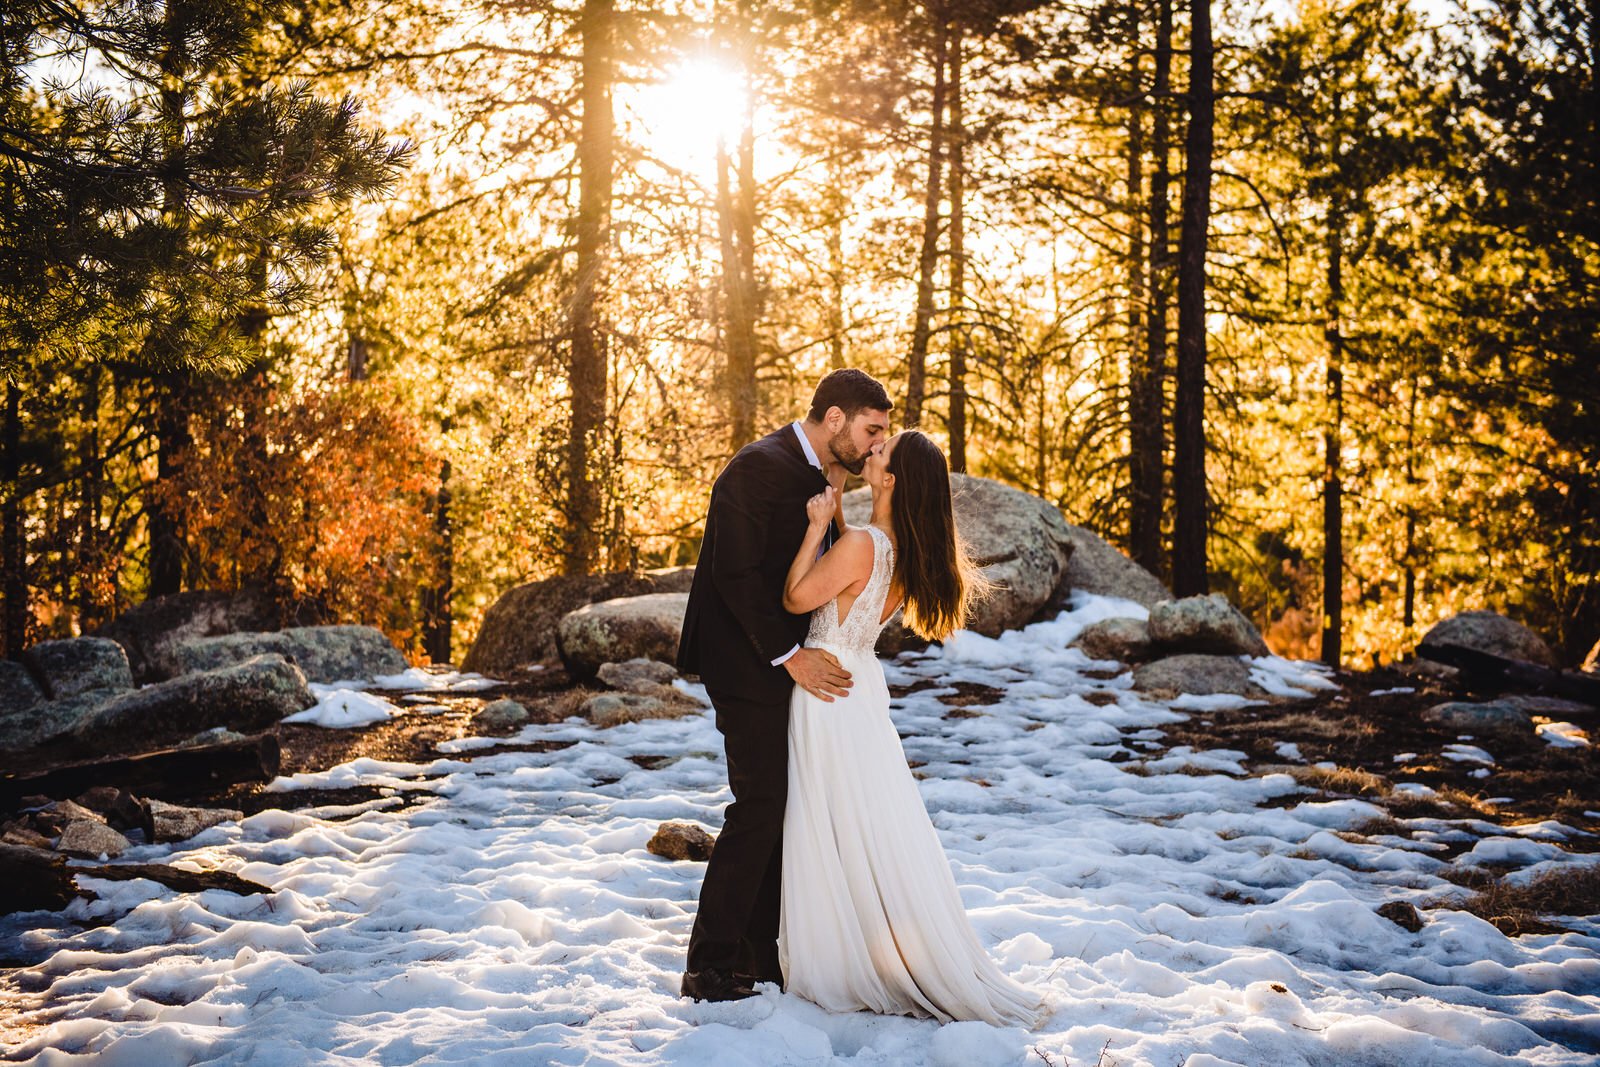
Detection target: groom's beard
<box><xmin>829</xmin><ymin>431</ymin><xmax>867</xmax><ymax>476</ymax></box>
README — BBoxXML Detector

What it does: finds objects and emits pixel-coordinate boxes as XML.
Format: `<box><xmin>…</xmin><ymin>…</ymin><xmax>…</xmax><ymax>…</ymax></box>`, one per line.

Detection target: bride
<box><xmin>777</xmin><ymin>429</ymin><xmax>1045</xmax><ymax>1027</ymax></box>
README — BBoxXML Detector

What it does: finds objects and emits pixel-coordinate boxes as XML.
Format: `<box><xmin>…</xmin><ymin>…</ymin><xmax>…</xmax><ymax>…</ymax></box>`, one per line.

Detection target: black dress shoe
<box><xmin>734</xmin><ymin>970</ymin><xmax>783</xmax><ymax>990</ymax></box>
<box><xmin>681</xmin><ymin>969</ymin><xmax>757</xmax><ymax>1002</ymax></box>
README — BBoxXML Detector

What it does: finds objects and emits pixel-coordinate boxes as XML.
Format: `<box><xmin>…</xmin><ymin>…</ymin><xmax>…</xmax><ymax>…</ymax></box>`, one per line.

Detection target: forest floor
<box><xmin>2</xmin><ymin>600</ymin><xmax>1597</xmax><ymax>1064</ymax></box>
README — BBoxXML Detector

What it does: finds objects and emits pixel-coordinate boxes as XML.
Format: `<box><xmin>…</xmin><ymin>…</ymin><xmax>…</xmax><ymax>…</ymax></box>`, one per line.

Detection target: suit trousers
<box><xmin>684</xmin><ymin>684</ymin><xmax>789</xmax><ymax>980</ymax></box>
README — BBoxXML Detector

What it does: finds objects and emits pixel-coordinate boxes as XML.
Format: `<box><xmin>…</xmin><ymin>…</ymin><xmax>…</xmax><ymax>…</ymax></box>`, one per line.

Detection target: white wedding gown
<box><xmin>779</xmin><ymin>524</ymin><xmax>1044</xmax><ymax>1027</ymax></box>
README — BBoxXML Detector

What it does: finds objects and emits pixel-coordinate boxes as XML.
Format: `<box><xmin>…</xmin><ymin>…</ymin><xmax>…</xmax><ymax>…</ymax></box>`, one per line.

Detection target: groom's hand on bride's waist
<box><xmin>785</xmin><ymin>648</ymin><xmax>852</xmax><ymax>702</ymax></box>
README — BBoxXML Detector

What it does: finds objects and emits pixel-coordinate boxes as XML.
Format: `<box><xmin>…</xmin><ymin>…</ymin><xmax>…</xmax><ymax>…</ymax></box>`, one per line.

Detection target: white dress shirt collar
<box><xmin>791</xmin><ymin>420</ymin><xmax>823</xmax><ymax>472</ymax></box>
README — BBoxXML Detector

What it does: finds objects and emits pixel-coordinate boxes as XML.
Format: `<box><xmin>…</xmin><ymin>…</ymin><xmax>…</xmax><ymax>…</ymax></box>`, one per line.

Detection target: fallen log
<box><xmin>0</xmin><ymin>733</ymin><xmax>280</xmax><ymax>813</ymax></box>
<box><xmin>74</xmin><ymin>862</ymin><xmax>272</xmax><ymax>897</ymax></box>
<box><xmin>0</xmin><ymin>843</ymin><xmax>81</xmax><ymax>913</ymax></box>
<box><xmin>1418</xmin><ymin>641</ymin><xmax>1600</xmax><ymax>708</ymax></box>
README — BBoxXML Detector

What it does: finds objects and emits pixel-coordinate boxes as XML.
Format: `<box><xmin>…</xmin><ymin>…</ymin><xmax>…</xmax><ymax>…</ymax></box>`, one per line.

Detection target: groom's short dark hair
<box><xmin>807</xmin><ymin>368</ymin><xmax>892</xmax><ymax>421</ymax></box>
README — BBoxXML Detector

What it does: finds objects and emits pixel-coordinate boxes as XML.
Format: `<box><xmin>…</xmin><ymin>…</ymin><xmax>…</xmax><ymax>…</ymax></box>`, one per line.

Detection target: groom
<box><xmin>678</xmin><ymin>368</ymin><xmax>893</xmax><ymax>1002</ymax></box>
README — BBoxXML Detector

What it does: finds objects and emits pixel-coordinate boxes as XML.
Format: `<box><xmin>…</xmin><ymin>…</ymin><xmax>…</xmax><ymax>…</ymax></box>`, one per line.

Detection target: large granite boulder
<box><xmin>1133</xmin><ymin>653</ymin><xmax>1256</xmax><ymax>698</ymax></box>
<box><xmin>1148</xmin><ymin>594</ymin><xmax>1269</xmax><ymax>657</ymax></box>
<box><xmin>71</xmin><ymin>653</ymin><xmax>315</xmax><ymax>754</ymax></box>
<box><xmin>0</xmin><ymin>691</ymin><xmax>111</xmax><ymax>751</ymax></box>
<box><xmin>170</xmin><ymin>625</ymin><xmax>406</xmax><ymax>684</ymax></box>
<box><xmin>843</xmin><ymin>474</ymin><xmax>1075</xmax><ymax>636</ymax></box>
<box><xmin>557</xmin><ymin>594</ymin><xmax>689</xmax><ymax>682</ymax></box>
<box><xmin>1073</xmin><ymin>617</ymin><xmax>1153</xmax><ymax>663</ymax></box>
<box><xmin>0</xmin><ymin>659</ymin><xmax>44</xmax><ymax>714</ymax></box>
<box><xmin>89</xmin><ymin>587</ymin><xmax>282</xmax><ymax>683</ymax></box>
<box><xmin>464</xmin><ymin>567</ymin><xmax>696</xmax><ymax>676</ymax></box>
<box><xmin>1059</xmin><ymin>525</ymin><xmax>1171</xmax><ymax>610</ymax></box>
<box><xmin>1418</xmin><ymin>611</ymin><xmax>1559</xmax><ymax>668</ymax></box>
<box><xmin>1</xmin><ymin>641</ymin><xmax>138</xmax><ymax>751</ymax></box>
<box><xmin>21</xmin><ymin>637</ymin><xmax>134</xmax><ymax>699</ymax></box>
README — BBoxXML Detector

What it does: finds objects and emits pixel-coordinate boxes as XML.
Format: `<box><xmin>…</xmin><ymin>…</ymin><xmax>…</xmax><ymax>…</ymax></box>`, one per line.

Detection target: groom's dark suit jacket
<box><xmin>678</xmin><ymin>425</ymin><xmax>834</xmax><ymax>706</ymax></box>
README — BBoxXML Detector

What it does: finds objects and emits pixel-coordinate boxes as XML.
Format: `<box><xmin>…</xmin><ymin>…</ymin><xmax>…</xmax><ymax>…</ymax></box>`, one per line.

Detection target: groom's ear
<box><xmin>823</xmin><ymin>406</ymin><xmax>845</xmax><ymax>432</ymax></box>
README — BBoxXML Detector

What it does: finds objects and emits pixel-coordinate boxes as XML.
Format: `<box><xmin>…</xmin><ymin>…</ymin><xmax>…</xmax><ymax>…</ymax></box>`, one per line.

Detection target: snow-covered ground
<box><xmin>4</xmin><ymin>596</ymin><xmax>1598</xmax><ymax>1065</ymax></box>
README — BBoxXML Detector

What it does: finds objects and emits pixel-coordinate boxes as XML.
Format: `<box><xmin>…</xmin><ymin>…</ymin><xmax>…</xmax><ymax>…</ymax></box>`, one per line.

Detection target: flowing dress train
<box><xmin>779</xmin><ymin>524</ymin><xmax>1043</xmax><ymax>1026</ymax></box>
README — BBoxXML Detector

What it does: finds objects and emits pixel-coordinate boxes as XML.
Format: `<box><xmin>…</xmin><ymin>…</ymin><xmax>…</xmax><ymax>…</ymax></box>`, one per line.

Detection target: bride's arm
<box><xmin>783</xmin><ymin>488</ymin><xmax>872</xmax><ymax>614</ymax></box>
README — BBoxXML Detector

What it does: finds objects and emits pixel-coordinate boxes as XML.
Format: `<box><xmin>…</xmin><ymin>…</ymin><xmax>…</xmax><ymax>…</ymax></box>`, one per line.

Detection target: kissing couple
<box><xmin>677</xmin><ymin>368</ymin><xmax>1044</xmax><ymax>1026</ymax></box>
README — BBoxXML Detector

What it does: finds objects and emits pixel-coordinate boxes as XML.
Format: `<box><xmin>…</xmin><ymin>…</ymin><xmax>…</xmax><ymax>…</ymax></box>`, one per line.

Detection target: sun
<box><xmin>628</xmin><ymin>58</ymin><xmax>750</xmax><ymax>175</ymax></box>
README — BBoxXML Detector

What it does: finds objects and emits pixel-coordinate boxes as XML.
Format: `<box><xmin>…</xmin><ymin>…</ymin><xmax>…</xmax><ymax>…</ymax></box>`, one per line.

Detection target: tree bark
<box><xmin>149</xmin><ymin>378</ymin><xmax>190</xmax><ymax>597</ymax></box>
<box><xmin>716</xmin><ymin>123</ymin><xmax>758</xmax><ymax>454</ymax></box>
<box><xmin>563</xmin><ymin>0</ymin><xmax>615</xmax><ymax>575</ymax></box>
<box><xmin>1403</xmin><ymin>364</ymin><xmax>1418</xmax><ymax>631</ymax></box>
<box><xmin>0</xmin><ymin>733</ymin><xmax>281</xmax><ymax>812</ymax></box>
<box><xmin>1132</xmin><ymin>0</ymin><xmax>1173</xmax><ymax>579</ymax></box>
<box><xmin>905</xmin><ymin>16</ymin><xmax>948</xmax><ymax>430</ymax></box>
<box><xmin>2</xmin><ymin>378</ymin><xmax>25</xmax><ymax>657</ymax></box>
<box><xmin>826</xmin><ymin>177</ymin><xmax>846</xmax><ymax>371</ymax></box>
<box><xmin>422</xmin><ymin>447</ymin><xmax>453</xmax><ymax>664</ymax></box>
<box><xmin>1124</xmin><ymin>6</ymin><xmax>1148</xmax><ymax>551</ymax></box>
<box><xmin>1171</xmin><ymin>0</ymin><xmax>1213</xmax><ymax>597</ymax></box>
<box><xmin>947</xmin><ymin>26</ymin><xmax>968</xmax><ymax>473</ymax></box>
<box><xmin>147</xmin><ymin>3</ymin><xmax>191</xmax><ymax>597</ymax></box>
<box><xmin>1321</xmin><ymin>213</ymin><xmax>1345</xmax><ymax>667</ymax></box>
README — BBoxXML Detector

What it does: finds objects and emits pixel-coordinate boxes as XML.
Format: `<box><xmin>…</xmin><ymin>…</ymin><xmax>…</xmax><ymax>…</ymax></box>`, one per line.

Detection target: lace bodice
<box><xmin>806</xmin><ymin>524</ymin><xmax>896</xmax><ymax>655</ymax></box>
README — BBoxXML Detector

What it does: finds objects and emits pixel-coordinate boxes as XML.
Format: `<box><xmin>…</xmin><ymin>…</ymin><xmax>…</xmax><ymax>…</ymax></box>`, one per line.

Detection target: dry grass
<box><xmin>1428</xmin><ymin>863</ymin><xmax>1600</xmax><ymax>936</ymax></box>
<box><xmin>1289</xmin><ymin>764</ymin><xmax>1391</xmax><ymax>798</ymax></box>
<box><xmin>1256</xmin><ymin>713</ymin><xmax>1379</xmax><ymax>742</ymax></box>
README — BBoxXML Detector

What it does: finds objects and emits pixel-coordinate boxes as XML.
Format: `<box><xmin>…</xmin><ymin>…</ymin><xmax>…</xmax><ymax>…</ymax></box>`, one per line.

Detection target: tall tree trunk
<box><xmin>147</xmin><ymin>4</ymin><xmax>190</xmax><ymax>597</ymax></box>
<box><xmin>149</xmin><ymin>378</ymin><xmax>190</xmax><ymax>597</ymax></box>
<box><xmin>826</xmin><ymin>177</ymin><xmax>846</xmax><ymax>371</ymax></box>
<box><xmin>1402</xmin><ymin>362</ymin><xmax>1418</xmax><ymax>631</ymax></box>
<box><xmin>947</xmin><ymin>26</ymin><xmax>968</xmax><ymax>473</ymax></box>
<box><xmin>2</xmin><ymin>378</ymin><xmax>25</xmax><ymax>656</ymax></box>
<box><xmin>1321</xmin><ymin>214</ymin><xmax>1345</xmax><ymax>667</ymax></box>
<box><xmin>1132</xmin><ymin>0</ymin><xmax>1173</xmax><ymax>578</ymax></box>
<box><xmin>422</xmin><ymin>445</ymin><xmax>453</xmax><ymax>664</ymax></box>
<box><xmin>564</xmin><ymin>0</ymin><xmax>615</xmax><ymax>576</ymax></box>
<box><xmin>77</xmin><ymin>365</ymin><xmax>104</xmax><ymax>627</ymax></box>
<box><xmin>905</xmin><ymin>16</ymin><xmax>948</xmax><ymax>430</ymax></box>
<box><xmin>1171</xmin><ymin>0</ymin><xmax>1213</xmax><ymax>597</ymax></box>
<box><xmin>716</xmin><ymin>44</ymin><xmax>760</xmax><ymax>459</ymax></box>
<box><xmin>1124</xmin><ymin>6</ymin><xmax>1148</xmax><ymax>549</ymax></box>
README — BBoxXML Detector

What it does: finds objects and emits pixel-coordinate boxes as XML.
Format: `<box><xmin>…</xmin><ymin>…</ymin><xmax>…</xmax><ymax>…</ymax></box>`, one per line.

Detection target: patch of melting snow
<box><xmin>1442</xmin><ymin>743</ymin><xmax>1496</xmax><ymax>765</ymax></box>
<box><xmin>1537</xmin><ymin>722</ymin><xmax>1590</xmax><ymax>748</ymax></box>
<box><xmin>4</xmin><ymin>593</ymin><xmax>1597</xmax><ymax>1067</ymax></box>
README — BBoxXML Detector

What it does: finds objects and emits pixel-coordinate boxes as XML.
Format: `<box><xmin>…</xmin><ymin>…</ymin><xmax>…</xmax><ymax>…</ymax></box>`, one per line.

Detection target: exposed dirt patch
<box><xmin>1155</xmin><ymin>668</ymin><xmax>1599</xmax><ymax>844</ymax></box>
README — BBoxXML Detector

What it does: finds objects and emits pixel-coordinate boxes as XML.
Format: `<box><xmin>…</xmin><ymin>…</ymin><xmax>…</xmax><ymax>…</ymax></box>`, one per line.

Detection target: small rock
<box><xmin>146</xmin><ymin>799</ymin><xmax>242</xmax><ymax>843</ymax></box>
<box><xmin>1420</xmin><ymin>701</ymin><xmax>1532</xmax><ymax>736</ymax></box>
<box><xmin>582</xmin><ymin>692</ymin><xmax>703</xmax><ymax>728</ymax></box>
<box><xmin>648</xmin><ymin>821</ymin><xmax>715</xmax><ymax>862</ymax></box>
<box><xmin>473</xmin><ymin>698</ymin><xmax>531</xmax><ymax>729</ymax></box>
<box><xmin>1148</xmin><ymin>594</ymin><xmax>1269</xmax><ymax>657</ymax></box>
<box><xmin>33</xmin><ymin>799</ymin><xmax>106</xmax><ymax>835</ymax></box>
<box><xmin>73</xmin><ymin>787</ymin><xmax>149</xmax><ymax>832</ymax></box>
<box><xmin>1073</xmin><ymin>617</ymin><xmax>1152</xmax><ymax>663</ymax></box>
<box><xmin>56</xmin><ymin>818</ymin><xmax>132</xmax><ymax>858</ymax></box>
<box><xmin>597</xmin><ymin>658</ymin><xmax>680</xmax><ymax>693</ymax></box>
<box><xmin>1377</xmin><ymin>900</ymin><xmax>1425</xmax><ymax>933</ymax></box>
<box><xmin>1133</xmin><ymin>653</ymin><xmax>1257</xmax><ymax>698</ymax></box>
<box><xmin>2</xmin><ymin>825</ymin><xmax>55</xmax><ymax>849</ymax></box>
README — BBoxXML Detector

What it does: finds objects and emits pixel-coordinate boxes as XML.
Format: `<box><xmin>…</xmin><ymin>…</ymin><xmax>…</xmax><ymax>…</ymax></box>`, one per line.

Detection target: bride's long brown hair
<box><xmin>887</xmin><ymin>430</ymin><xmax>985</xmax><ymax>641</ymax></box>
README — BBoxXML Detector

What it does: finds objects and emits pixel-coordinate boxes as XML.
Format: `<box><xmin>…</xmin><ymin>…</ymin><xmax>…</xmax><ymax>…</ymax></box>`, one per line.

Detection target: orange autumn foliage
<box><xmin>154</xmin><ymin>379</ymin><xmax>440</xmax><ymax>656</ymax></box>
